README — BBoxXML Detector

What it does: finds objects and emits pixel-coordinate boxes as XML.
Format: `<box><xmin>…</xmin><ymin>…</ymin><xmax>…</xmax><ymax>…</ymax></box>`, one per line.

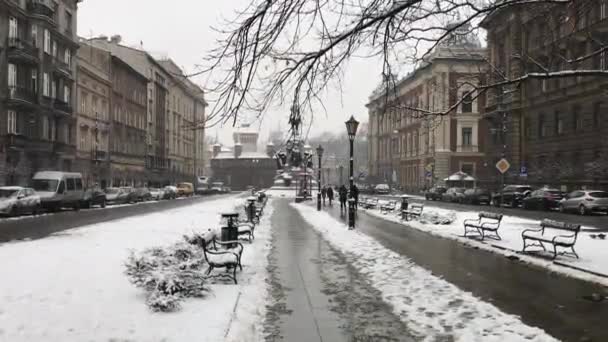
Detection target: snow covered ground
<box><xmin>0</xmin><ymin>195</ymin><xmax>273</xmax><ymax>342</ymax></box>
<box><xmin>293</xmin><ymin>203</ymin><xmax>559</xmax><ymax>342</ymax></box>
<box><xmin>365</xmin><ymin>201</ymin><xmax>608</xmax><ymax>286</ymax></box>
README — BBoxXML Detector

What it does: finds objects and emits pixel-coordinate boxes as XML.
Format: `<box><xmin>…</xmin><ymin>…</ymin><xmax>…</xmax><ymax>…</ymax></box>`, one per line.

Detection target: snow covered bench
<box><xmin>401</xmin><ymin>203</ymin><xmax>424</xmax><ymax>221</ymax></box>
<box><xmin>522</xmin><ymin>219</ymin><xmax>581</xmax><ymax>260</ymax></box>
<box><xmin>463</xmin><ymin>212</ymin><xmax>503</xmax><ymax>241</ymax></box>
<box><xmin>363</xmin><ymin>198</ymin><xmax>379</xmax><ymax>209</ymax></box>
<box><xmin>380</xmin><ymin>200</ymin><xmax>397</xmax><ymax>214</ymax></box>
<box><xmin>199</xmin><ymin>233</ymin><xmax>244</xmax><ymax>284</ymax></box>
<box><xmin>237</xmin><ymin>222</ymin><xmax>255</xmax><ymax>242</ymax></box>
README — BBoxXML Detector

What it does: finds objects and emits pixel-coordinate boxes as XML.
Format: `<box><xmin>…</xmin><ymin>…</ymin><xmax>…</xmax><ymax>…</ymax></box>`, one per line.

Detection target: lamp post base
<box><xmin>317</xmin><ymin>192</ymin><xmax>322</xmax><ymax>211</ymax></box>
<box><xmin>348</xmin><ymin>198</ymin><xmax>356</xmax><ymax>229</ymax></box>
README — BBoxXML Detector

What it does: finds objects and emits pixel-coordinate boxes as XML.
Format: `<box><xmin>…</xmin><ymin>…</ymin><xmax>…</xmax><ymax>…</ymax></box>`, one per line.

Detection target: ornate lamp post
<box><xmin>345</xmin><ymin>115</ymin><xmax>360</xmax><ymax>229</ymax></box>
<box><xmin>316</xmin><ymin>145</ymin><xmax>324</xmax><ymax>211</ymax></box>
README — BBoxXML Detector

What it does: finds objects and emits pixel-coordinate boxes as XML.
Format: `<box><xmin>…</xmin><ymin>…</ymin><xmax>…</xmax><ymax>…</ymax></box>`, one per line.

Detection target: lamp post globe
<box><xmin>344</xmin><ymin>115</ymin><xmax>359</xmax><ymax>229</ymax></box>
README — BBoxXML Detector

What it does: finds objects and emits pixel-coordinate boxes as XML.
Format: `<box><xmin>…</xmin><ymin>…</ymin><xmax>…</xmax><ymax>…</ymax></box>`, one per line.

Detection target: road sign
<box><xmin>496</xmin><ymin>158</ymin><xmax>511</xmax><ymax>174</ymax></box>
<box><xmin>425</xmin><ymin>164</ymin><xmax>433</xmax><ymax>172</ymax></box>
<box><xmin>519</xmin><ymin>166</ymin><xmax>528</xmax><ymax>177</ymax></box>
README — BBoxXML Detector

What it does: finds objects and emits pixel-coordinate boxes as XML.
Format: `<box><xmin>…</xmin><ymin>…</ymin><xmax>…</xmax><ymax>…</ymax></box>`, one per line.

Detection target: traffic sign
<box><xmin>519</xmin><ymin>166</ymin><xmax>528</xmax><ymax>177</ymax></box>
<box><xmin>496</xmin><ymin>158</ymin><xmax>511</xmax><ymax>174</ymax></box>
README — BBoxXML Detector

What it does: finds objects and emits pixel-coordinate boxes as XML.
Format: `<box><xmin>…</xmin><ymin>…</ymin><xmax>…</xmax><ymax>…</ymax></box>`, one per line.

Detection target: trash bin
<box><xmin>246</xmin><ymin>197</ymin><xmax>257</xmax><ymax>223</ymax></box>
<box><xmin>221</xmin><ymin>212</ymin><xmax>239</xmax><ymax>248</ymax></box>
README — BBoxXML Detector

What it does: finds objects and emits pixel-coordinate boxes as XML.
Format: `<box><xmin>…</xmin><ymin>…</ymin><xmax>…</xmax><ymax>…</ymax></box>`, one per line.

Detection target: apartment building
<box><xmin>367</xmin><ymin>24</ymin><xmax>488</xmax><ymax>192</ymax></box>
<box><xmin>0</xmin><ymin>0</ymin><xmax>80</xmax><ymax>186</ymax></box>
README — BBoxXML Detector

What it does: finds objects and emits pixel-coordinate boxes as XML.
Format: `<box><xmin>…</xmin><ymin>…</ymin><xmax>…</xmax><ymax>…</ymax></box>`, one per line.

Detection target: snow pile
<box><xmin>364</xmin><ymin>205</ymin><xmax>608</xmax><ymax>285</ymax></box>
<box><xmin>419</xmin><ymin>210</ymin><xmax>457</xmax><ymax>225</ymax></box>
<box><xmin>0</xmin><ymin>196</ymin><xmax>273</xmax><ymax>342</ymax></box>
<box><xmin>293</xmin><ymin>203</ymin><xmax>558</xmax><ymax>342</ymax></box>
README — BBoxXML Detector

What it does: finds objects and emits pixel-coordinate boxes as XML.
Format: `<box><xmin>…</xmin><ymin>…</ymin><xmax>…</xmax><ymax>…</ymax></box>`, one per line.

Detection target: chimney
<box><xmin>234</xmin><ymin>143</ymin><xmax>243</xmax><ymax>159</ymax></box>
<box><xmin>110</xmin><ymin>35</ymin><xmax>122</xmax><ymax>44</ymax></box>
<box><xmin>212</xmin><ymin>144</ymin><xmax>221</xmax><ymax>158</ymax></box>
<box><xmin>266</xmin><ymin>142</ymin><xmax>275</xmax><ymax>157</ymax></box>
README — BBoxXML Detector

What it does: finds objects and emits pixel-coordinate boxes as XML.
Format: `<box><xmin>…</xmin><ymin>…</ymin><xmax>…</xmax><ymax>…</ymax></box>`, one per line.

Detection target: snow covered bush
<box><xmin>124</xmin><ymin>234</ymin><xmax>210</xmax><ymax>312</ymax></box>
<box><xmin>419</xmin><ymin>210</ymin><xmax>457</xmax><ymax>225</ymax></box>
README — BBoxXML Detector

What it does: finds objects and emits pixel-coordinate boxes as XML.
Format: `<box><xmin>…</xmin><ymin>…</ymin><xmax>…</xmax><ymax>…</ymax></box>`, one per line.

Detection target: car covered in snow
<box><xmin>374</xmin><ymin>184</ymin><xmax>390</xmax><ymax>194</ymax></box>
<box><xmin>176</xmin><ymin>182</ymin><xmax>194</xmax><ymax>197</ymax></box>
<box><xmin>0</xmin><ymin>186</ymin><xmax>41</xmax><ymax>216</ymax></box>
<box><xmin>559</xmin><ymin>190</ymin><xmax>608</xmax><ymax>215</ymax></box>
<box><xmin>104</xmin><ymin>187</ymin><xmax>129</xmax><ymax>205</ymax></box>
<box><xmin>149</xmin><ymin>188</ymin><xmax>165</xmax><ymax>200</ymax></box>
<box><xmin>163</xmin><ymin>186</ymin><xmax>178</xmax><ymax>199</ymax></box>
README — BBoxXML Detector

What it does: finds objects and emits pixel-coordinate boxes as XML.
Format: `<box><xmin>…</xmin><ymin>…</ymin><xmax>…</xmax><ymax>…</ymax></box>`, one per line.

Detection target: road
<box><xmin>325</xmin><ymin>205</ymin><xmax>608</xmax><ymax>342</ymax></box>
<box><xmin>374</xmin><ymin>194</ymin><xmax>608</xmax><ymax>231</ymax></box>
<box><xmin>0</xmin><ymin>194</ymin><xmax>236</xmax><ymax>243</ymax></box>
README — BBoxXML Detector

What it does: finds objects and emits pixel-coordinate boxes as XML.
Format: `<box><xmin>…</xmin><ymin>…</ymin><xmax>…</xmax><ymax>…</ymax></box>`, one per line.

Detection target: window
<box><xmin>43</xmin><ymin>73</ymin><xmax>50</xmax><ymax>96</ymax></box>
<box><xmin>31</xmin><ymin>69</ymin><xmax>38</xmax><ymax>94</ymax></box>
<box><xmin>573</xmin><ymin>107</ymin><xmax>583</xmax><ymax>131</ymax></box>
<box><xmin>52</xmin><ymin>41</ymin><xmax>57</xmax><ymax>57</ymax></box>
<box><xmin>8</xmin><ymin>64</ymin><xmax>17</xmax><ymax>88</ymax></box>
<box><xmin>80</xmin><ymin>91</ymin><xmax>87</xmax><ymax>113</ymax></box>
<box><xmin>555</xmin><ymin>111</ymin><xmax>563</xmax><ymax>135</ymax></box>
<box><xmin>539</xmin><ymin>114</ymin><xmax>547</xmax><ymax>138</ymax></box>
<box><xmin>594</xmin><ymin>103</ymin><xmax>602</xmax><ymax>127</ymax></box>
<box><xmin>461</xmin><ymin>93</ymin><xmax>473</xmax><ymax>113</ymax></box>
<box><xmin>79</xmin><ymin>133</ymin><xmax>85</xmax><ymax>150</ymax></box>
<box><xmin>9</xmin><ymin>17</ymin><xmax>18</xmax><ymax>39</ymax></box>
<box><xmin>65</xmin><ymin>11</ymin><xmax>73</xmax><ymax>32</ymax></box>
<box><xmin>51</xmin><ymin>79</ymin><xmax>56</xmax><ymax>98</ymax></box>
<box><xmin>7</xmin><ymin>110</ymin><xmax>17</xmax><ymax>134</ymax></box>
<box><xmin>31</xmin><ymin>25</ymin><xmax>37</xmax><ymax>46</ymax></box>
<box><xmin>43</xmin><ymin>29</ymin><xmax>51</xmax><ymax>54</ymax></box>
<box><xmin>50</xmin><ymin>119</ymin><xmax>56</xmax><ymax>141</ymax></box>
<box><xmin>75</xmin><ymin>178</ymin><xmax>82</xmax><ymax>190</ymax></box>
<box><xmin>64</xmin><ymin>85</ymin><xmax>70</xmax><ymax>103</ymax></box>
<box><xmin>65</xmin><ymin>49</ymin><xmax>71</xmax><ymax>66</ymax></box>
<box><xmin>462</xmin><ymin>127</ymin><xmax>473</xmax><ymax>146</ymax></box>
<box><xmin>66</xmin><ymin>178</ymin><xmax>75</xmax><ymax>191</ymax></box>
<box><xmin>41</xmin><ymin>116</ymin><xmax>49</xmax><ymax>139</ymax></box>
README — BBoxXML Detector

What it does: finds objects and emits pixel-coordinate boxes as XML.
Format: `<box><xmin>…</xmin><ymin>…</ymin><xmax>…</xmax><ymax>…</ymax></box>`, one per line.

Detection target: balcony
<box><xmin>27</xmin><ymin>0</ymin><xmax>57</xmax><ymax>25</ymax></box>
<box><xmin>53</xmin><ymin>57</ymin><xmax>72</xmax><ymax>77</ymax></box>
<box><xmin>7</xmin><ymin>37</ymin><xmax>39</xmax><ymax>64</ymax></box>
<box><xmin>7</xmin><ymin>86</ymin><xmax>37</xmax><ymax>107</ymax></box>
<box><xmin>457</xmin><ymin>145</ymin><xmax>479</xmax><ymax>153</ymax></box>
<box><xmin>53</xmin><ymin>141</ymin><xmax>76</xmax><ymax>155</ymax></box>
<box><xmin>54</xmin><ymin>99</ymin><xmax>73</xmax><ymax>114</ymax></box>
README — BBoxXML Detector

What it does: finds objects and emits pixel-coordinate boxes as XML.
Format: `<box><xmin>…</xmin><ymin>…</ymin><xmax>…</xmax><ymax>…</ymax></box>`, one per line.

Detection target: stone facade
<box><xmin>367</xmin><ymin>25</ymin><xmax>488</xmax><ymax>192</ymax></box>
<box><xmin>0</xmin><ymin>0</ymin><xmax>80</xmax><ymax>186</ymax></box>
<box><xmin>481</xmin><ymin>0</ymin><xmax>608</xmax><ymax>191</ymax></box>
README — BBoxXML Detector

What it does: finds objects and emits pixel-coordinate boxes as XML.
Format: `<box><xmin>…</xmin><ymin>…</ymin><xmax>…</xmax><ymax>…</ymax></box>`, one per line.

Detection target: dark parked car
<box><xmin>104</xmin><ymin>188</ymin><xmax>129</xmax><ymax>205</ymax></box>
<box><xmin>82</xmin><ymin>188</ymin><xmax>107</xmax><ymax>208</ymax></box>
<box><xmin>425</xmin><ymin>186</ymin><xmax>447</xmax><ymax>201</ymax></box>
<box><xmin>134</xmin><ymin>187</ymin><xmax>152</xmax><ymax>202</ymax></box>
<box><xmin>522</xmin><ymin>189</ymin><xmax>563</xmax><ymax>211</ymax></box>
<box><xmin>441</xmin><ymin>187</ymin><xmax>466</xmax><ymax>202</ymax></box>
<box><xmin>492</xmin><ymin>185</ymin><xmax>533</xmax><ymax>207</ymax></box>
<box><xmin>463</xmin><ymin>188</ymin><xmax>491</xmax><ymax>205</ymax></box>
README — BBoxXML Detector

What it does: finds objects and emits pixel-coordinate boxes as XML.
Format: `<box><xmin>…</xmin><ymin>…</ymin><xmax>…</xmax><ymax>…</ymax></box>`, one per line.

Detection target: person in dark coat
<box><xmin>321</xmin><ymin>186</ymin><xmax>327</xmax><ymax>205</ymax></box>
<box><xmin>339</xmin><ymin>185</ymin><xmax>348</xmax><ymax>211</ymax></box>
<box><xmin>326</xmin><ymin>186</ymin><xmax>334</xmax><ymax>206</ymax></box>
<box><xmin>352</xmin><ymin>184</ymin><xmax>360</xmax><ymax>210</ymax></box>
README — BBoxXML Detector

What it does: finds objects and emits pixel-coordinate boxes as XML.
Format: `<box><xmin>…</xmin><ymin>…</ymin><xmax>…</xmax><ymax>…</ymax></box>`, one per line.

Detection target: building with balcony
<box><xmin>75</xmin><ymin>42</ymin><xmax>112</xmax><ymax>188</ymax></box>
<box><xmin>367</xmin><ymin>23</ymin><xmax>488</xmax><ymax>192</ymax></box>
<box><xmin>0</xmin><ymin>0</ymin><xmax>80</xmax><ymax>186</ymax></box>
<box><xmin>481</xmin><ymin>0</ymin><xmax>608</xmax><ymax>191</ymax></box>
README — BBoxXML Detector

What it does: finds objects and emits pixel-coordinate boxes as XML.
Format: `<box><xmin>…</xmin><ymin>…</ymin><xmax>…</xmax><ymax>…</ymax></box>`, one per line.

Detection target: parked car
<box><xmin>522</xmin><ymin>188</ymin><xmax>563</xmax><ymax>211</ymax></box>
<box><xmin>442</xmin><ymin>187</ymin><xmax>466</xmax><ymax>202</ymax></box>
<box><xmin>210</xmin><ymin>182</ymin><xmax>225</xmax><ymax>194</ymax></box>
<box><xmin>425</xmin><ymin>186</ymin><xmax>447</xmax><ymax>201</ymax></box>
<box><xmin>163</xmin><ymin>186</ymin><xmax>178</xmax><ymax>199</ymax></box>
<box><xmin>120</xmin><ymin>187</ymin><xmax>139</xmax><ymax>203</ymax></box>
<box><xmin>492</xmin><ymin>185</ymin><xmax>533</xmax><ymax>207</ymax></box>
<box><xmin>82</xmin><ymin>188</ymin><xmax>107</xmax><ymax>208</ymax></box>
<box><xmin>32</xmin><ymin>171</ymin><xmax>84</xmax><ymax>211</ymax></box>
<box><xmin>149</xmin><ymin>188</ymin><xmax>164</xmax><ymax>200</ymax></box>
<box><xmin>374</xmin><ymin>184</ymin><xmax>390</xmax><ymax>195</ymax></box>
<box><xmin>358</xmin><ymin>183</ymin><xmax>375</xmax><ymax>195</ymax></box>
<box><xmin>463</xmin><ymin>188</ymin><xmax>491</xmax><ymax>205</ymax></box>
<box><xmin>133</xmin><ymin>187</ymin><xmax>152</xmax><ymax>202</ymax></box>
<box><xmin>104</xmin><ymin>188</ymin><xmax>129</xmax><ymax>205</ymax></box>
<box><xmin>0</xmin><ymin>186</ymin><xmax>41</xmax><ymax>216</ymax></box>
<box><xmin>559</xmin><ymin>190</ymin><xmax>608</xmax><ymax>215</ymax></box>
<box><xmin>176</xmin><ymin>182</ymin><xmax>194</xmax><ymax>197</ymax></box>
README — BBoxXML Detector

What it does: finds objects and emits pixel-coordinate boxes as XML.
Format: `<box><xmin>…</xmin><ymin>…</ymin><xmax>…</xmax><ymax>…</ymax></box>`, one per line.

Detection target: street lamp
<box><xmin>390</xmin><ymin>129</ymin><xmax>398</xmax><ymax>193</ymax></box>
<box><xmin>316</xmin><ymin>145</ymin><xmax>324</xmax><ymax>211</ymax></box>
<box><xmin>345</xmin><ymin>115</ymin><xmax>360</xmax><ymax>230</ymax></box>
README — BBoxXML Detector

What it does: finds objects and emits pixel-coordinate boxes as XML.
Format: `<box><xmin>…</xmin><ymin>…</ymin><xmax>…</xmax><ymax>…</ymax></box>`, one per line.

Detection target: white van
<box><xmin>32</xmin><ymin>171</ymin><xmax>84</xmax><ymax>211</ymax></box>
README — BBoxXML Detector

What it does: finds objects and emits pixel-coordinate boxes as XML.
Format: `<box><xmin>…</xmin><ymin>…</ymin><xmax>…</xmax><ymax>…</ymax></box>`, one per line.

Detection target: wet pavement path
<box><xmin>264</xmin><ymin>199</ymin><xmax>414</xmax><ymax>342</ymax></box>
<box><xmin>325</xmin><ymin>204</ymin><xmax>608</xmax><ymax>342</ymax></box>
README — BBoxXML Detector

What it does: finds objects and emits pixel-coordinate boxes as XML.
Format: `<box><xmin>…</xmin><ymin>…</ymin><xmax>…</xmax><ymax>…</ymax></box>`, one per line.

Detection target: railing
<box><xmin>7</xmin><ymin>37</ymin><xmax>39</xmax><ymax>59</ymax></box>
<box><xmin>53</xmin><ymin>57</ymin><xmax>71</xmax><ymax>75</ymax></box>
<box><xmin>8</xmin><ymin>86</ymin><xmax>37</xmax><ymax>104</ymax></box>
<box><xmin>54</xmin><ymin>99</ymin><xmax>73</xmax><ymax>113</ymax></box>
<box><xmin>457</xmin><ymin>145</ymin><xmax>478</xmax><ymax>153</ymax></box>
<box><xmin>27</xmin><ymin>0</ymin><xmax>57</xmax><ymax>23</ymax></box>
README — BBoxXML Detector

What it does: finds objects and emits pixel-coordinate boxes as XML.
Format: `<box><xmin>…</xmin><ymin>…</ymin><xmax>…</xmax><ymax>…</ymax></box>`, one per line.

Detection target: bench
<box><xmin>401</xmin><ymin>203</ymin><xmax>424</xmax><ymax>221</ymax></box>
<box><xmin>185</xmin><ymin>231</ymin><xmax>243</xmax><ymax>284</ymax></box>
<box><xmin>363</xmin><ymin>198</ymin><xmax>379</xmax><ymax>209</ymax></box>
<box><xmin>522</xmin><ymin>219</ymin><xmax>581</xmax><ymax>259</ymax></box>
<box><xmin>463</xmin><ymin>212</ymin><xmax>503</xmax><ymax>240</ymax></box>
<box><xmin>380</xmin><ymin>200</ymin><xmax>397</xmax><ymax>214</ymax></box>
<box><xmin>237</xmin><ymin>222</ymin><xmax>255</xmax><ymax>242</ymax></box>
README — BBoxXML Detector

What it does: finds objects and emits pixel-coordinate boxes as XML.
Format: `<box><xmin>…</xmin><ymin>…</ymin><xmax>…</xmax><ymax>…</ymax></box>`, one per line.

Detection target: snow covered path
<box><xmin>293</xmin><ymin>203</ymin><xmax>559</xmax><ymax>342</ymax></box>
<box><xmin>0</xmin><ymin>195</ymin><xmax>272</xmax><ymax>342</ymax></box>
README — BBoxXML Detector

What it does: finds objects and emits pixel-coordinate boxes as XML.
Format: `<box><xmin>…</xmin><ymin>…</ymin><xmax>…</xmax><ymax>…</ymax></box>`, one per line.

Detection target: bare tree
<box><xmin>202</xmin><ymin>0</ymin><xmax>607</xmax><ymax>128</ymax></box>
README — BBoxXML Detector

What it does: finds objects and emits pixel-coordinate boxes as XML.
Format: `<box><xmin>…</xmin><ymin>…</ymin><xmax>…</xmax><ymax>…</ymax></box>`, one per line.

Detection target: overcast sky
<box><xmin>78</xmin><ymin>0</ymin><xmax>380</xmax><ymax>146</ymax></box>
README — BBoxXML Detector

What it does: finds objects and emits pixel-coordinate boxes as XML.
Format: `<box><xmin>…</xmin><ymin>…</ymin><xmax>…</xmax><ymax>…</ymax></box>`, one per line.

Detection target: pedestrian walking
<box><xmin>321</xmin><ymin>186</ymin><xmax>327</xmax><ymax>205</ymax></box>
<box><xmin>352</xmin><ymin>184</ymin><xmax>359</xmax><ymax>210</ymax></box>
<box><xmin>339</xmin><ymin>185</ymin><xmax>348</xmax><ymax>211</ymax></box>
<box><xmin>327</xmin><ymin>186</ymin><xmax>334</xmax><ymax>206</ymax></box>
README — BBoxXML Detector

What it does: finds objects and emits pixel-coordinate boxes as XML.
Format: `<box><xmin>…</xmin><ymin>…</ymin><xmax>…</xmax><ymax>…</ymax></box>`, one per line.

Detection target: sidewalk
<box><xmin>264</xmin><ymin>199</ymin><xmax>413</xmax><ymax>342</ymax></box>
